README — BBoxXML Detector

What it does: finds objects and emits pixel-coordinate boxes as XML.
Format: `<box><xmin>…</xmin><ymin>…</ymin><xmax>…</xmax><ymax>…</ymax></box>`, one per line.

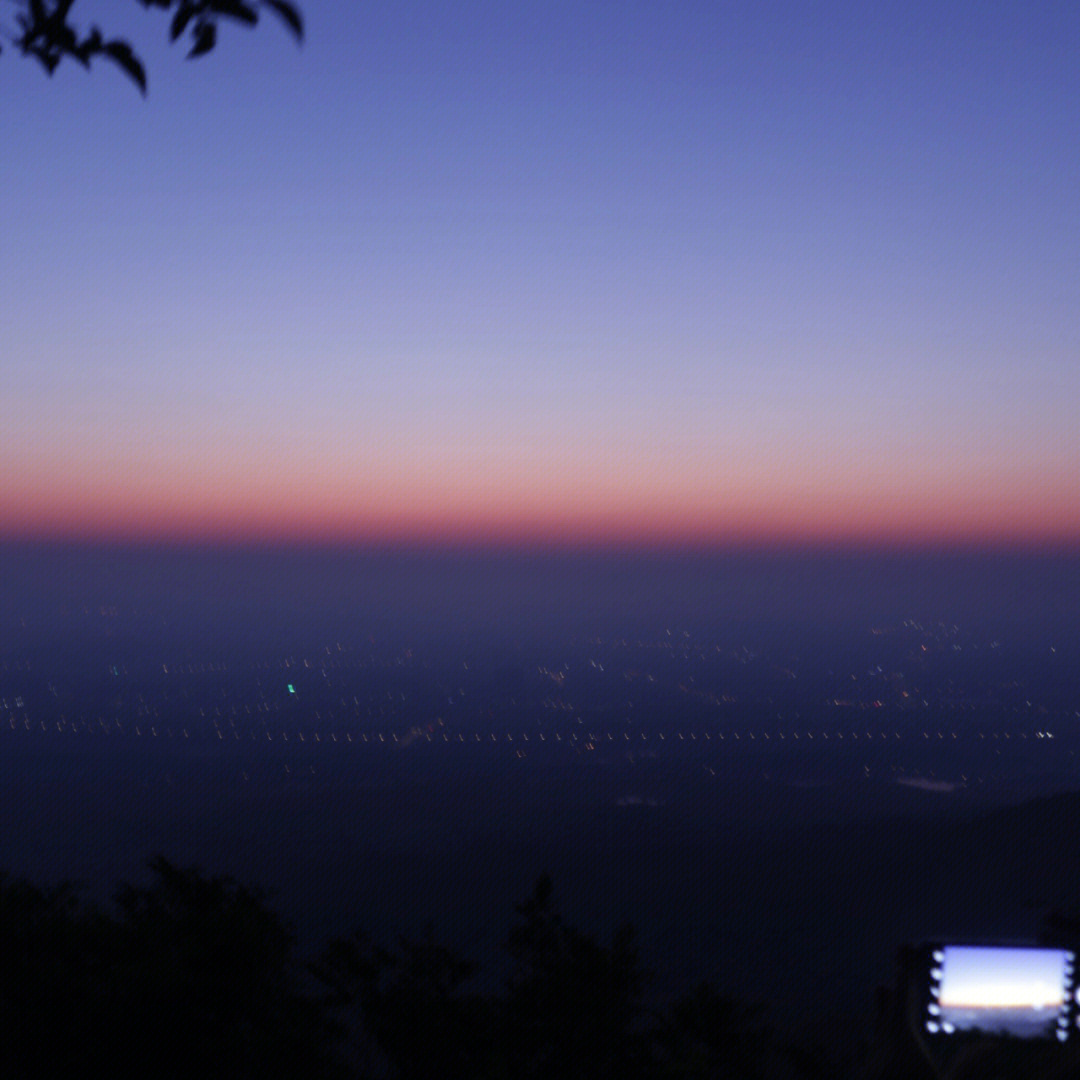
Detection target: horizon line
<box><xmin>3</xmin><ymin>532</ymin><xmax>1079</xmax><ymax>561</ymax></box>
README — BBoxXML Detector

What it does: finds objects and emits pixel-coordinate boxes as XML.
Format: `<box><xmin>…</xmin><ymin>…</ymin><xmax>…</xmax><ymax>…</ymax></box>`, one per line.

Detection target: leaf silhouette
<box><xmin>73</xmin><ymin>27</ymin><xmax>102</xmax><ymax>67</ymax></box>
<box><xmin>263</xmin><ymin>0</ymin><xmax>303</xmax><ymax>41</ymax></box>
<box><xmin>102</xmin><ymin>40</ymin><xmax>146</xmax><ymax>93</ymax></box>
<box><xmin>187</xmin><ymin>22</ymin><xmax>217</xmax><ymax>58</ymax></box>
<box><xmin>7</xmin><ymin>1</ymin><xmax>305</xmax><ymax>92</ymax></box>
<box><xmin>217</xmin><ymin>2</ymin><xmax>259</xmax><ymax>28</ymax></box>
<box><xmin>170</xmin><ymin>5</ymin><xmax>196</xmax><ymax>42</ymax></box>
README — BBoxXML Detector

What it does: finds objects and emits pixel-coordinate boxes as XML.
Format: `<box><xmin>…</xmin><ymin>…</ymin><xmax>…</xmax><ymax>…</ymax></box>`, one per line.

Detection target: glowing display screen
<box><xmin>929</xmin><ymin>946</ymin><xmax>1074</xmax><ymax>1040</ymax></box>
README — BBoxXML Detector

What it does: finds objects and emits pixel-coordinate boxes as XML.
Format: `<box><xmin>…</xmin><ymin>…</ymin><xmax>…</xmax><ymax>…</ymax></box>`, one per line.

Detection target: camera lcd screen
<box><xmin>928</xmin><ymin>946</ymin><xmax>1074</xmax><ymax>1040</ymax></box>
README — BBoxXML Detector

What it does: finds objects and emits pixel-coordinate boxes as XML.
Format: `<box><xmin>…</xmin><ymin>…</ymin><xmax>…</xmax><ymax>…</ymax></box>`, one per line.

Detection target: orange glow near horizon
<box><xmin>5</xmin><ymin>451</ymin><xmax>1079</xmax><ymax>553</ymax></box>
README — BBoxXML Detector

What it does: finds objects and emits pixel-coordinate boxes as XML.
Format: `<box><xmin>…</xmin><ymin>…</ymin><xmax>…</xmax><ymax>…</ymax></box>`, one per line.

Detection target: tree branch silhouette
<box><xmin>1</xmin><ymin>0</ymin><xmax>303</xmax><ymax>93</ymax></box>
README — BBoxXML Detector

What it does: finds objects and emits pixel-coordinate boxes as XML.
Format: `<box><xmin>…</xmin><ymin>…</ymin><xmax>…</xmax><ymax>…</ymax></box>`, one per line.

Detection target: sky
<box><xmin>2</xmin><ymin>0</ymin><xmax>1078</xmax><ymax>552</ymax></box>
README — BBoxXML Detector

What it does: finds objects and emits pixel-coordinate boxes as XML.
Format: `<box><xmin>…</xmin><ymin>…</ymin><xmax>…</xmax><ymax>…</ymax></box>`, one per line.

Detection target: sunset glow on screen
<box><xmin>938</xmin><ymin>948</ymin><xmax>1069</xmax><ymax>1010</ymax></box>
<box><xmin>929</xmin><ymin>947</ymin><xmax>1075</xmax><ymax>1041</ymax></box>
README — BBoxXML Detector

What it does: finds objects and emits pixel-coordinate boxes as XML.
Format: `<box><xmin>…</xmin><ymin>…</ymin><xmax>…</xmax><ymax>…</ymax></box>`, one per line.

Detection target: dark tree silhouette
<box><xmin>8</xmin><ymin>858</ymin><xmax>947</xmax><ymax>1079</ymax></box>
<box><xmin>316</xmin><ymin>923</ymin><xmax>495</xmax><ymax>1080</ymax></box>
<box><xmin>652</xmin><ymin>981</ymin><xmax>774</xmax><ymax>1080</ymax></box>
<box><xmin>314</xmin><ymin>871</ymin><xmax>793</xmax><ymax>1079</ymax></box>
<box><xmin>499</xmin><ymin>872</ymin><xmax>656</xmax><ymax>1079</ymax></box>
<box><xmin>0</xmin><ymin>871</ymin><xmax>118</xmax><ymax>1076</ymax></box>
<box><xmin>0</xmin><ymin>858</ymin><xmax>344</xmax><ymax>1079</ymax></box>
<box><xmin>0</xmin><ymin>0</ymin><xmax>303</xmax><ymax>93</ymax></box>
<box><xmin>107</xmin><ymin>856</ymin><xmax>340</xmax><ymax>1079</ymax></box>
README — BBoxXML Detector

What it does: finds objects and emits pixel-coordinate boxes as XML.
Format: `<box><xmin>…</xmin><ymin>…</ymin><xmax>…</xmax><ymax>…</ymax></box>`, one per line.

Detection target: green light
<box><xmin>287</xmin><ymin>683</ymin><xmax>295</xmax><ymax>694</ymax></box>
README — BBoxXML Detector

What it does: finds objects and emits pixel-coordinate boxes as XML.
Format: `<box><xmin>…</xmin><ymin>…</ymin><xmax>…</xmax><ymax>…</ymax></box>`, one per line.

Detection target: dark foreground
<box><xmin>8</xmin><ymin>771</ymin><xmax>1080</xmax><ymax>1080</ymax></box>
<box><xmin>6</xmin><ymin>854</ymin><xmax>1080</xmax><ymax>1080</ymax></box>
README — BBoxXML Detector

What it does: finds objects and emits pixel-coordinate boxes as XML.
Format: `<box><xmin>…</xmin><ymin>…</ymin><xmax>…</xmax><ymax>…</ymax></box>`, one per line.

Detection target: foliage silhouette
<box><xmin>1</xmin><ymin>0</ymin><xmax>303</xmax><ymax>93</ymax></box>
<box><xmin>0</xmin><ymin>857</ymin><xmax>343</xmax><ymax>1079</ymax></box>
<box><xmin>499</xmin><ymin>872</ymin><xmax>656</xmax><ymax>1078</ymax></box>
<box><xmin>316</xmin><ymin>922</ymin><xmax>495</xmax><ymax>1080</ymax></box>
<box><xmin>10</xmin><ymin>857</ymin><xmax>1078</xmax><ymax>1079</ymax></box>
<box><xmin>651</xmin><ymin>980</ymin><xmax>774</xmax><ymax>1080</ymax></box>
<box><xmin>316</xmin><ymin>871</ymin><xmax>781</xmax><ymax>1079</ymax></box>
<box><xmin>0</xmin><ymin>871</ymin><xmax>116</xmax><ymax>1076</ymax></box>
<box><xmin>108</xmin><ymin>856</ymin><xmax>340</xmax><ymax>1078</ymax></box>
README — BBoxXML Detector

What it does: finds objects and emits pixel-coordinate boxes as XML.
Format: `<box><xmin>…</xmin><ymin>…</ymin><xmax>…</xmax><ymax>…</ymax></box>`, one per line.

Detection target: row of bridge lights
<box><xmin>5</xmin><ymin>716</ymin><xmax>1059</xmax><ymax>742</ymax></box>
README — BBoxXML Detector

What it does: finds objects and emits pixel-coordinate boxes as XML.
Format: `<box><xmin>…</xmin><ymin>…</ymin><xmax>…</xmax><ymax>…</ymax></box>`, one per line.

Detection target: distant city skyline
<box><xmin>3</xmin><ymin>1</ymin><xmax>1077</xmax><ymax>552</ymax></box>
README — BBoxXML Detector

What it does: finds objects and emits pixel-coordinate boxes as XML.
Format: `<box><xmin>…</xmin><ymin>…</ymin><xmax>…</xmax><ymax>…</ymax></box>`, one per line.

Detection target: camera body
<box><xmin>915</xmin><ymin>943</ymin><xmax>1076</xmax><ymax>1043</ymax></box>
<box><xmin>862</xmin><ymin>942</ymin><xmax>1080</xmax><ymax>1079</ymax></box>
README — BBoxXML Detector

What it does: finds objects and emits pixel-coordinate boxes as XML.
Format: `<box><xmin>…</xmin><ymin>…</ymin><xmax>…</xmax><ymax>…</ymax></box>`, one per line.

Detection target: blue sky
<box><xmin>2</xmin><ymin>1</ymin><xmax>1078</xmax><ymax>548</ymax></box>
